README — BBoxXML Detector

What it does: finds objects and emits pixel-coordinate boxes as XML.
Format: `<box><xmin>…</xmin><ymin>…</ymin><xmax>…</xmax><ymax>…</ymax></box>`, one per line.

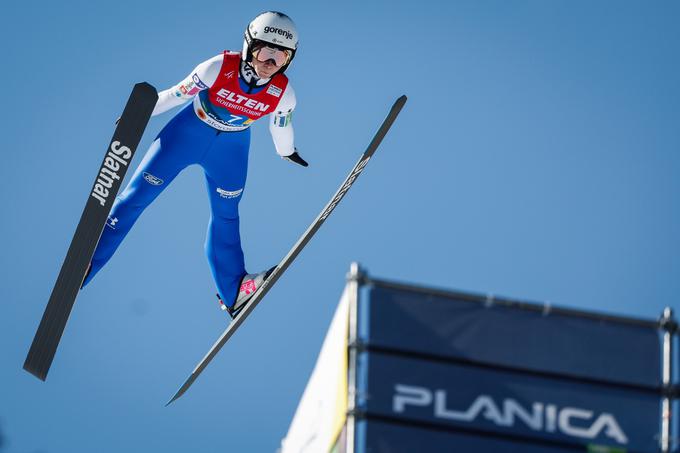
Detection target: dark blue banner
<box><xmin>363</xmin><ymin>285</ymin><xmax>661</xmax><ymax>387</ymax></box>
<box><xmin>357</xmin><ymin>352</ymin><xmax>660</xmax><ymax>452</ymax></box>
<box><xmin>356</xmin><ymin>419</ymin><xmax>585</xmax><ymax>453</ymax></box>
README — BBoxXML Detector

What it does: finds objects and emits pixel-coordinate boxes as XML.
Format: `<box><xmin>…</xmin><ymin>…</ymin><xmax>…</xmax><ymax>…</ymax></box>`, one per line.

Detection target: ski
<box><xmin>24</xmin><ymin>82</ymin><xmax>158</xmax><ymax>381</ymax></box>
<box><xmin>166</xmin><ymin>95</ymin><xmax>407</xmax><ymax>405</ymax></box>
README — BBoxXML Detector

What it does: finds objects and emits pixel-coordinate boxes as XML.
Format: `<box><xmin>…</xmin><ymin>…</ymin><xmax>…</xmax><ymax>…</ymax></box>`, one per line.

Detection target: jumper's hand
<box><xmin>283</xmin><ymin>150</ymin><xmax>308</xmax><ymax>167</ymax></box>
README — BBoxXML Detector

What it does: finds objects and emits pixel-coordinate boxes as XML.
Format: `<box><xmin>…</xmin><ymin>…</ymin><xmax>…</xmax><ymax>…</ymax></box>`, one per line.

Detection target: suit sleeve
<box><xmin>268</xmin><ymin>83</ymin><xmax>297</xmax><ymax>157</ymax></box>
<box><xmin>151</xmin><ymin>54</ymin><xmax>222</xmax><ymax>116</ymax></box>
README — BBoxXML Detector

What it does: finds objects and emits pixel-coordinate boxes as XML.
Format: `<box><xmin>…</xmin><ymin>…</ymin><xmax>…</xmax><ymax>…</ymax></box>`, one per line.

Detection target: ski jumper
<box><xmin>82</xmin><ymin>51</ymin><xmax>297</xmax><ymax>307</ymax></box>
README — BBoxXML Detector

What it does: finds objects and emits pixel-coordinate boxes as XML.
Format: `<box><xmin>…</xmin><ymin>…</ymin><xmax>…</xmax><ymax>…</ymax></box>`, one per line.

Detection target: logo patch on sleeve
<box><xmin>192</xmin><ymin>73</ymin><xmax>208</xmax><ymax>89</ymax></box>
<box><xmin>274</xmin><ymin>111</ymin><xmax>292</xmax><ymax>127</ymax></box>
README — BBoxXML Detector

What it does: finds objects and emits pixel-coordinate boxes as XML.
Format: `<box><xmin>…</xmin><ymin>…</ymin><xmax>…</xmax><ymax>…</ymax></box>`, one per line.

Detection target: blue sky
<box><xmin>1</xmin><ymin>1</ymin><xmax>679</xmax><ymax>452</ymax></box>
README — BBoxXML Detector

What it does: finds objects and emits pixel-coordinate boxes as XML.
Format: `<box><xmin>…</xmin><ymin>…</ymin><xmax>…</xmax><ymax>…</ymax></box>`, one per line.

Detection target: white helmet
<box><xmin>242</xmin><ymin>11</ymin><xmax>298</xmax><ymax>73</ymax></box>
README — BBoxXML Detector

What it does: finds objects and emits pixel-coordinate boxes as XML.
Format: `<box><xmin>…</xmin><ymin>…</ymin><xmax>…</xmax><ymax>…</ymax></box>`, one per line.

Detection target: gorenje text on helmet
<box><xmin>263</xmin><ymin>26</ymin><xmax>293</xmax><ymax>41</ymax></box>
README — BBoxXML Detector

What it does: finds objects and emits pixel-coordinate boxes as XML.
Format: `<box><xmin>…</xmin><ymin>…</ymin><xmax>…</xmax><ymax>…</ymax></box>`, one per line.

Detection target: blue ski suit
<box><xmin>82</xmin><ymin>51</ymin><xmax>297</xmax><ymax>307</ymax></box>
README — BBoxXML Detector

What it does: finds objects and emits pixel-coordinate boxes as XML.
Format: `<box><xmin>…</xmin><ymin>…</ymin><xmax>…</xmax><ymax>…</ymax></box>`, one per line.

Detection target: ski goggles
<box><xmin>253</xmin><ymin>46</ymin><xmax>291</xmax><ymax>67</ymax></box>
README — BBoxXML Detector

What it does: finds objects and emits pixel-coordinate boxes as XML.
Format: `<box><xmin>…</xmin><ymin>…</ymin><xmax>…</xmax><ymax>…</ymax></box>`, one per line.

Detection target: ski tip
<box><xmin>391</xmin><ymin>95</ymin><xmax>407</xmax><ymax>113</ymax></box>
<box><xmin>133</xmin><ymin>81</ymin><xmax>158</xmax><ymax>97</ymax></box>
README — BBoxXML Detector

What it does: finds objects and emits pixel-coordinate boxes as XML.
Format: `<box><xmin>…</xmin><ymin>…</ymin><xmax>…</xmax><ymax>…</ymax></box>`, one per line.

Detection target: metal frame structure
<box><xmin>344</xmin><ymin>262</ymin><xmax>678</xmax><ymax>453</ymax></box>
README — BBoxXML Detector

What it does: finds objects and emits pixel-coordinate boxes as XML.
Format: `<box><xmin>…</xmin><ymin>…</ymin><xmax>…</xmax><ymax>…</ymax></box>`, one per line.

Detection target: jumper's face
<box><xmin>251</xmin><ymin>57</ymin><xmax>279</xmax><ymax>79</ymax></box>
<box><xmin>251</xmin><ymin>45</ymin><xmax>291</xmax><ymax>78</ymax></box>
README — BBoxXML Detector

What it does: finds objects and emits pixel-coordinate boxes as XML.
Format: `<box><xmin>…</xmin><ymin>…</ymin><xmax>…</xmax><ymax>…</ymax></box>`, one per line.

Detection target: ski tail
<box><xmin>166</xmin><ymin>373</ymin><xmax>197</xmax><ymax>406</ymax></box>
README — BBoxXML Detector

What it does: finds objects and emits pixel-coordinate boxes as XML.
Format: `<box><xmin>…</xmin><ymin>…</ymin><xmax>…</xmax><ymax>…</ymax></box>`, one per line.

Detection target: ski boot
<box><xmin>217</xmin><ymin>267</ymin><xmax>276</xmax><ymax>319</ymax></box>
